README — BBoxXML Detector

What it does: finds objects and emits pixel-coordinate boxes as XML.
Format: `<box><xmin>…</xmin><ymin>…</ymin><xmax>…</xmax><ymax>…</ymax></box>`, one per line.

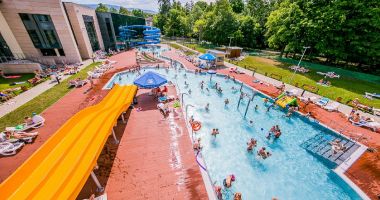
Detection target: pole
<box><xmin>244</xmin><ymin>98</ymin><xmax>251</xmax><ymax>118</ymax></box>
<box><xmin>91</xmin><ymin>171</ymin><xmax>104</xmax><ymax>192</ymax></box>
<box><xmin>228</xmin><ymin>36</ymin><xmax>234</xmax><ymax>48</ymax></box>
<box><xmin>289</xmin><ymin>46</ymin><xmax>310</xmax><ymax>85</ymax></box>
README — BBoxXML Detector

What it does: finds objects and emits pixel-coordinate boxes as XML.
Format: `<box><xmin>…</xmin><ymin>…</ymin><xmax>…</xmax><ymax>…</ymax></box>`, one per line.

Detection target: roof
<box><xmin>227</xmin><ymin>46</ymin><xmax>243</xmax><ymax>50</ymax></box>
<box><xmin>207</xmin><ymin>50</ymin><xmax>227</xmax><ymax>55</ymax></box>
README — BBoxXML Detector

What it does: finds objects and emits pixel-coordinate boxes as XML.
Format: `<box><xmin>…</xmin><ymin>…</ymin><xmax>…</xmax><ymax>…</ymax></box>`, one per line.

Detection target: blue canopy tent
<box><xmin>198</xmin><ymin>53</ymin><xmax>216</xmax><ymax>69</ymax></box>
<box><xmin>133</xmin><ymin>71</ymin><xmax>167</xmax><ymax>89</ymax></box>
<box><xmin>199</xmin><ymin>53</ymin><xmax>216</xmax><ymax>61</ymax></box>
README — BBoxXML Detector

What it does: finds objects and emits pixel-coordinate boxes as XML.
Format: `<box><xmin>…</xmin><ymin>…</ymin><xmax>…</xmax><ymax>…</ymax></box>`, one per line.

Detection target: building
<box><xmin>207</xmin><ymin>50</ymin><xmax>226</xmax><ymax>66</ymax></box>
<box><xmin>0</xmin><ymin>0</ymin><xmax>146</xmax><ymax>73</ymax></box>
<box><xmin>63</xmin><ymin>2</ymin><xmax>104</xmax><ymax>59</ymax></box>
<box><xmin>97</xmin><ymin>12</ymin><xmax>145</xmax><ymax>51</ymax></box>
<box><xmin>145</xmin><ymin>16</ymin><xmax>153</xmax><ymax>27</ymax></box>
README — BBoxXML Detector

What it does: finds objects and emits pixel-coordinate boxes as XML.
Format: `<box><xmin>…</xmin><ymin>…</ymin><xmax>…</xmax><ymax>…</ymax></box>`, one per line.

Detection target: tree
<box><xmin>132</xmin><ymin>9</ymin><xmax>145</xmax><ymax>17</ymax></box>
<box><xmin>229</xmin><ymin>0</ymin><xmax>244</xmax><ymax>13</ymax></box>
<box><xmin>194</xmin><ymin>19</ymin><xmax>206</xmax><ymax>41</ymax></box>
<box><xmin>119</xmin><ymin>6</ymin><xmax>130</xmax><ymax>15</ymax></box>
<box><xmin>109</xmin><ymin>7</ymin><xmax>118</xmax><ymax>13</ymax></box>
<box><xmin>96</xmin><ymin>3</ymin><xmax>108</xmax><ymax>12</ymax></box>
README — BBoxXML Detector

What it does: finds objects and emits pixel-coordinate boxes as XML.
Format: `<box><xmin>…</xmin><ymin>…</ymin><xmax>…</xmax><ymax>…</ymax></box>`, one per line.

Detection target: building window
<box><xmin>105</xmin><ymin>18</ymin><xmax>114</xmax><ymax>43</ymax></box>
<box><xmin>40</xmin><ymin>49</ymin><xmax>57</xmax><ymax>56</ymax></box>
<box><xmin>0</xmin><ymin>33</ymin><xmax>14</xmax><ymax>63</ymax></box>
<box><xmin>83</xmin><ymin>15</ymin><xmax>99</xmax><ymax>51</ymax></box>
<box><xmin>19</xmin><ymin>13</ymin><xmax>63</xmax><ymax>51</ymax></box>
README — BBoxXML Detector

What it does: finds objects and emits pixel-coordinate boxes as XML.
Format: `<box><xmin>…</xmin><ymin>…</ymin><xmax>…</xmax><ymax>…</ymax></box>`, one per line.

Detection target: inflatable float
<box><xmin>275</xmin><ymin>93</ymin><xmax>298</xmax><ymax>108</ymax></box>
<box><xmin>191</xmin><ymin>121</ymin><xmax>202</xmax><ymax>131</ymax></box>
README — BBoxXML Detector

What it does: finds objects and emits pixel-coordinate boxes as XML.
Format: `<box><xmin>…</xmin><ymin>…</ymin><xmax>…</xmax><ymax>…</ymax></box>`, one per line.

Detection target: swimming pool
<box><xmin>106</xmin><ymin>67</ymin><xmax>363</xmax><ymax>200</ymax></box>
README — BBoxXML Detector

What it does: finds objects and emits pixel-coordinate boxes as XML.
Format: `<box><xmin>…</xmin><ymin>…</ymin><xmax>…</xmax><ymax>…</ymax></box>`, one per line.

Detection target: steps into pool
<box><xmin>300</xmin><ymin>133</ymin><xmax>360</xmax><ymax>166</ymax></box>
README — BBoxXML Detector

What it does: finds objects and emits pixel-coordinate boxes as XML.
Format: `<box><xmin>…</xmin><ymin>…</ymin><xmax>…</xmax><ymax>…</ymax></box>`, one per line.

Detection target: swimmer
<box><xmin>215</xmin><ymin>185</ymin><xmax>223</xmax><ymax>200</ymax></box>
<box><xmin>218</xmin><ymin>87</ymin><xmax>223</xmax><ymax>93</ymax></box>
<box><xmin>184</xmin><ymin>73</ymin><xmax>187</xmax><ymax>78</ymax></box>
<box><xmin>249</xmin><ymin>120</ymin><xmax>254</xmax><ymax>126</ymax></box>
<box><xmin>223</xmin><ymin>174</ymin><xmax>235</xmax><ymax>188</ymax></box>
<box><xmin>188</xmin><ymin>89</ymin><xmax>192</xmax><ymax>94</ymax></box>
<box><xmin>224</xmin><ymin>98</ymin><xmax>229</xmax><ymax>106</ymax></box>
<box><xmin>247</xmin><ymin>138</ymin><xmax>257</xmax><ymax>151</ymax></box>
<box><xmin>263</xmin><ymin>98</ymin><xmax>269</xmax><ymax>104</ymax></box>
<box><xmin>258</xmin><ymin>147</ymin><xmax>271</xmax><ymax>159</ymax></box>
<box><xmin>193</xmin><ymin>138</ymin><xmax>202</xmax><ymax>151</ymax></box>
<box><xmin>205</xmin><ymin>103</ymin><xmax>210</xmax><ymax>112</ymax></box>
<box><xmin>214</xmin><ymin>82</ymin><xmax>218</xmax><ymax>89</ymax></box>
<box><xmin>234</xmin><ymin>192</ymin><xmax>242</xmax><ymax>200</ymax></box>
<box><xmin>206</xmin><ymin>88</ymin><xmax>210</xmax><ymax>92</ymax></box>
<box><xmin>184</xmin><ymin>81</ymin><xmax>189</xmax><ymax>86</ymax></box>
<box><xmin>211</xmin><ymin>128</ymin><xmax>220</xmax><ymax>137</ymax></box>
<box><xmin>255</xmin><ymin>105</ymin><xmax>258</xmax><ymax>111</ymax></box>
<box><xmin>274</xmin><ymin>130</ymin><xmax>281</xmax><ymax>139</ymax></box>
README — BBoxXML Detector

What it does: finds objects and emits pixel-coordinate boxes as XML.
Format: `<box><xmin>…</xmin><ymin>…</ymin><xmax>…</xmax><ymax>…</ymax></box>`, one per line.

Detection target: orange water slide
<box><xmin>0</xmin><ymin>85</ymin><xmax>137</xmax><ymax>199</ymax></box>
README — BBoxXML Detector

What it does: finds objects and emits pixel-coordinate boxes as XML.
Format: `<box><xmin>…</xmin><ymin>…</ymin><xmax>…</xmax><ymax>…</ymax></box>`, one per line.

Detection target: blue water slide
<box><xmin>118</xmin><ymin>25</ymin><xmax>161</xmax><ymax>46</ymax></box>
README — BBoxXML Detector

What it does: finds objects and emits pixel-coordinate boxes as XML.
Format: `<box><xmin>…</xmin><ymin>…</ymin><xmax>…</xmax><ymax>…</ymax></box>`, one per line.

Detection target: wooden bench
<box><xmin>269</xmin><ymin>73</ymin><xmax>282</xmax><ymax>81</ymax></box>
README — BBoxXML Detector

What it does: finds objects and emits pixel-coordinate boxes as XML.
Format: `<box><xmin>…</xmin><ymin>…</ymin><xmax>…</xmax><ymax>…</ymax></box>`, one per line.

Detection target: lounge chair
<box><xmin>0</xmin><ymin>142</ymin><xmax>24</xmax><ymax>156</ymax></box>
<box><xmin>7</xmin><ymin>115</ymin><xmax>45</xmax><ymax>132</ymax></box>
<box><xmin>2</xmin><ymin>132</ymin><xmax>38</xmax><ymax>143</ymax></box>
<box><xmin>349</xmin><ymin>119</ymin><xmax>380</xmax><ymax>132</ymax></box>
<box><xmin>323</xmin><ymin>102</ymin><xmax>340</xmax><ymax>112</ymax></box>
<box><xmin>87</xmin><ymin>71</ymin><xmax>102</xmax><ymax>79</ymax></box>
<box><xmin>75</xmin><ymin>80</ymin><xmax>87</xmax><ymax>87</ymax></box>
<box><xmin>314</xmin><ymin>97</ymin><xmax>329</xmax><ymax>107</ymax></box>
<box><xmin>365</xmin><ymin>92</ymin><xmax>380</xmax><ymax>100</ymax></box>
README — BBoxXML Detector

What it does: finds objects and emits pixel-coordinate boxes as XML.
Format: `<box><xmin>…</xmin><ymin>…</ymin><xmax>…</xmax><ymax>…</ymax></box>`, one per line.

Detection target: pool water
<box><xmin>106</xmin><ymin>68</ymin><xmax>362</xmax><ymax>200</ymax></box>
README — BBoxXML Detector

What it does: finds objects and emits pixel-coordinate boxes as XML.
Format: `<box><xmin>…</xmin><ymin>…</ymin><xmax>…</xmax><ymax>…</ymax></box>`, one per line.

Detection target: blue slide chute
<box><xmin>119</xmin><ymin>25</ymin><xmax>161</xmax><ymax>46</ymax></box>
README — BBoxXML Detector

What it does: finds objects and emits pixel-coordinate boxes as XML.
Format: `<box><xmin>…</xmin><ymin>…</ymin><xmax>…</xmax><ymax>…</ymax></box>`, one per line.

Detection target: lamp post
<box><xmin>228</xmin><ymin>36</ymin><xmax>234</xmax><ymax>48</ymax></box>
<box><xmin>289</xmin><ymin>46</ymin><xmax>310</xmax><ymax>84</ymax></box>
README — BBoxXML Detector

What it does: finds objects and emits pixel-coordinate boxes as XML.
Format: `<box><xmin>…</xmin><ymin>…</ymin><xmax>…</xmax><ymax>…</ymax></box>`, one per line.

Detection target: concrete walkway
<box><xmin>0</xmin><ymin>59</ymin><xmax>94</xmax><ymax>118</ymax></box>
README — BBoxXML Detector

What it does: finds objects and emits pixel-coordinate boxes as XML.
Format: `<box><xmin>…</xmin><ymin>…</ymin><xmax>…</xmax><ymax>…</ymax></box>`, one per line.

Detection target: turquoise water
<box><xmin>106</xmin><ymin>68</ymin><xmax>362</xmax><ymax>200</ymax></box>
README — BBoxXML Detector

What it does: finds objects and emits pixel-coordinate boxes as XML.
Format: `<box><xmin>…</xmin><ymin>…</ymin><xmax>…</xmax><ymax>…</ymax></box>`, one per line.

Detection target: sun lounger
<box><xmin>7</xmin><ymin>115</ymin><xmax>45</xmax><ymax>132</ymax></box>
<box><xmin>323</xmin><ymin>102</ymin><xmax>340</xmax><ymax>112</ymax></box>
<box><xmin>2</xmin><ymin>132</ymin><xmax>38</xmax><ymax>143</ymax></box>
<box><xmin>349</xmin><ymin>118</ymin><xmax>380</xmax><ymax>132</ymax></box>
<box><xmin>0</xmin><ymin>142</ymin><xmax>24</xmax><ymax>156</ymax></box>
<box><xmin>87</xmin><ymin>71</ymin><xmax>102</xmax><ymax>79</ymax></box>
<box><xmin>299</xmin><ymin>96</ymin><xmax>317</xmax><ymax>103</ymax></box>
<box><xmin>314</xmin><ymin>97</ymin><xmax>329</xmax><ymax>107</ymax></box>
<box><xmin>365</xmin><ymin>92</ymin><xmax>380</xmax><ymax>100</ymax></box>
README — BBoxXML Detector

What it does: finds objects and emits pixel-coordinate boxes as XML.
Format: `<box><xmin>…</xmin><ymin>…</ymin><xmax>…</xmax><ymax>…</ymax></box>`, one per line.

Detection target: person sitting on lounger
<box><xmin>276</xmin><ymin>82</ymin><xmax>285</xmax><ymax>92</ymax></box>
<box><xmin>2</xmin><ymin>130</ymin><xmax>38</xmax><ymax>140</ymax></box>
<box><xmin>24</xmin><ymin>116</ymin><xmax>34</xmax><ymax>126</ymax></box>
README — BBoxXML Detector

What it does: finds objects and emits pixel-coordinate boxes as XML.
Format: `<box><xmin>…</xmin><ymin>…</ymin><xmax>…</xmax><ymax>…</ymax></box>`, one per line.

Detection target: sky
<box><xmin>66</xmin><ymin>0</ymin><xmax>215</xmax><ymax>12</ymax></box>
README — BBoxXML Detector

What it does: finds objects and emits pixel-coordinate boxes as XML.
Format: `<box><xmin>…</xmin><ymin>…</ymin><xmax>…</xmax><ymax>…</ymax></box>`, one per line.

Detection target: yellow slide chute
<box><xmin>0</xmin><ymin>85</ymin><xmax>137</xmax><ymax>200</ymax></box>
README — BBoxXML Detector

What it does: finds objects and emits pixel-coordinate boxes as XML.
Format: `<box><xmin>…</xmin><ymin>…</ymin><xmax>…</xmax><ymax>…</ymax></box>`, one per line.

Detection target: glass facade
<box><xmin>0</xmin><ymin>33</ymin><xmax>14</xmax><ymax>63</ymax></box>
<box><xmin>19</xmin><ymin>13</ymin><xmax>64</xmax><ymax>56</ymax></box>
<box><xmin>83</xmin><ymin>15</ymin><xmax>99</xmax><ymax>51</ymax></box>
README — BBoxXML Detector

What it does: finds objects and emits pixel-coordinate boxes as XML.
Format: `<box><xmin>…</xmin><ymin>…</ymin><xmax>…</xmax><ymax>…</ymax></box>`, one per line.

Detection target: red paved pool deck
<box><xmin>104</xmin><ymin>86</ymin><xmax>207</xmax><ymax>199</ymax></box>
<box><xmin>162</xmin><ymin>47</ymin><xmax>380</xmax><ymax>198</ymax></box>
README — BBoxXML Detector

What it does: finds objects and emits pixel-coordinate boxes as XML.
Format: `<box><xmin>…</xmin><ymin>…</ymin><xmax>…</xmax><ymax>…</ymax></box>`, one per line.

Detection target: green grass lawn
<box><xmin>0</xmin><ymin>62</ymin><xmax>101</xmax><ymax>131</ymax></box>
<box><xmin>182</xmin><ymin>43</ymin><xmax>208</xmax><ymax>53</ymax></box>
<box><xmin>234</xmin><ymin>56</ymin><xmax>380</xmax><ymax>108</ymax></box>
<box><xmin>0</xmin><ymin>74</ymin><xmax>35</xmax><ymax>91</ymax></box>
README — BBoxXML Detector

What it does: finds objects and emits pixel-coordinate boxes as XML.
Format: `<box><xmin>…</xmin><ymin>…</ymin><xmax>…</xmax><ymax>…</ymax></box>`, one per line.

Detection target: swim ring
<box><xmin>191</xmin><ymin>121</ymin><xmax>202</xmax><ymax>131</ymax></box>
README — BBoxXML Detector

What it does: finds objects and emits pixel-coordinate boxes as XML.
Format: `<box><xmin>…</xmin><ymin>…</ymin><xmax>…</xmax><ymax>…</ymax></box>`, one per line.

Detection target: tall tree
<box><xmin>132</xmin><ymin>9</ymin><xmax>145</xmax><ymax>17</ymax></box>
<box><xmin>109</xmin><ymin>7</ymin><xmax>118</xmax><ymax>13</ymax></box>
<box><xmin>229</xmin><ymin>0</ymin><xmax>244</xmax><ymax>13</ymax></box>
<box><xmin>95</xmin><ymin>3</ymin><xmax>108</xmax><ymax>12</ymax></box>
<box><xmin>119</xmin><ymin>6</ymin><xmax>130</xmax><ymax>15</ymax></box>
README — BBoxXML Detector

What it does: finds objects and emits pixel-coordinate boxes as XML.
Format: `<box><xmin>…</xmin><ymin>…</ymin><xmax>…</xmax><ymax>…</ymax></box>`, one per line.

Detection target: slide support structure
<box><xmin>91</xmin><ymin>171</ymin><xmax>104</xmax><ymax>193</ymax></box>
<box><xmin>112</xmin><ymin>128</ymin><xmax>119</xmax><ymax>144</ymax></box>
<box><xmin>121</xmin><ymin>113</ymin><xmax>126</xmax><ymax>123</ymax></box>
